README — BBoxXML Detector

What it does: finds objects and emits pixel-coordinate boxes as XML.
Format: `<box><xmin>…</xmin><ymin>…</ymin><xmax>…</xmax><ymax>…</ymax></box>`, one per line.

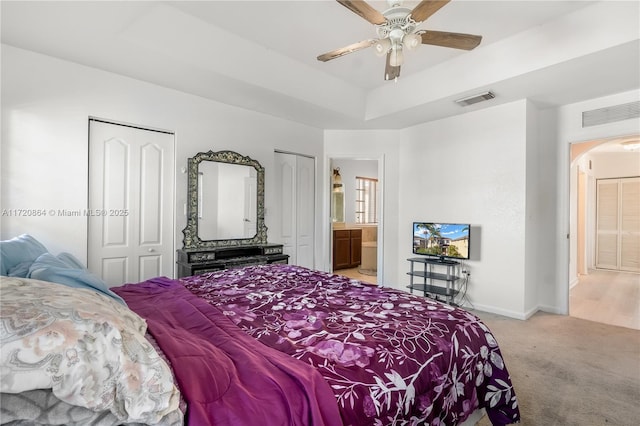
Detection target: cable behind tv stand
<box><xmin>406</xmin><ymin>257</ymin><xmax>461</xmax><ymax>305</ymax></box>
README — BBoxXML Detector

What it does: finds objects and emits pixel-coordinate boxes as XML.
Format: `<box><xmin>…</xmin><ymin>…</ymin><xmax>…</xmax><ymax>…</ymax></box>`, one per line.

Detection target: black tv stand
<box><xmin>406</xmin><ymin>257</ymin><xmax>461</xmax><ymax>305</ymax></box>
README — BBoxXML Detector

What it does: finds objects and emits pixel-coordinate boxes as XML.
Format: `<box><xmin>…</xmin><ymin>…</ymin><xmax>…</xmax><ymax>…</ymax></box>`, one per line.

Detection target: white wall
<box><xmin>589</xmin><ymin>151</ymin><xmax>640</xmax><ymax>178</ymax></box>
<box><xmin>401</xmin><ymin>101</ymin><xmax>530</xmax><ymax>317</ymax></box>
<box><xmin>532</xmin><ymin>107</ymin><xmax>562</xmax><ymax>311</ymax></box>
<box><xmin>1</xmin><ymin>45</ymin><xmax>326</xmax><ymax>269</ymax></box>
<box><xmin>326</xmin><ymin>101</ymin><xmax>541</xmax><ymax>318</ymax></box>
<box><xmin>557</xmin><ymin>89</ymin><xmax>640</xmax><ymax>314</ymax></box>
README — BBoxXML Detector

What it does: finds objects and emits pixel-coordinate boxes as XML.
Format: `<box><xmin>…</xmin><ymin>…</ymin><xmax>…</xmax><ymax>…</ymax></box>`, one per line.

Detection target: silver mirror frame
<box><xmin>182</xmin><ymin>150</ymin><xmax>267</xmax><ymax>249</ymax></box>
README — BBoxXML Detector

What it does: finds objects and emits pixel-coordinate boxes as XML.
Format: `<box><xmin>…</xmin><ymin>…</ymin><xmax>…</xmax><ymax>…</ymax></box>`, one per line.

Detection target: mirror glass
<box><xmin>198</xmin><ymin>162</ymin><xmax>257</xmax><ymax>240</ymax></box>
<box><xmin>182</xmin><ymin>150</ymin><xmax>267</xmax><ymax>249</ymax></box>
<box><xmin>331</xmin><ymin>192</ymin><xmax>345</xmax><ymax>223</ymax></box>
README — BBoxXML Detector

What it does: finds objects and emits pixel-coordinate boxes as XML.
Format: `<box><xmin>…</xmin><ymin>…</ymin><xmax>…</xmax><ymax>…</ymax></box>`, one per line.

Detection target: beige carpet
<box><xmin>472</xmin><ymin>310</ymin><xmax>640</xmax><ymax>426</ymax></box>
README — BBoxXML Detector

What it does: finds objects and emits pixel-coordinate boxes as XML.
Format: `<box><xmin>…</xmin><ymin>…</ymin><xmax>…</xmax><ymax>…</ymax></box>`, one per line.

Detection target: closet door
<box><xmin>295</xmin><ymin>155</ymin><xmax>315</xmax><ymax>267</ymax></box>
<box><xmin>88</xmin><ymin>120</ymin><xmax>175</xmax><ymax>285</ymax></box>
<box><xmin>275</xmin><ymin>152</ymin><xmax>315</xmax><ymax>269</ymax></box>
<box><xmin>620</xmin><ymin>178</ymin><xmax>640</xmax><ymax>272</ymax></box>
<box><xmin>596</xmin><ymin>177</ymin><xmax>640</xmax><ymax>272</ymax></box>
<box><xmin>596</xmin><ymin>180</ymin><xmax>619</xmax><ymax>269</ymax></box>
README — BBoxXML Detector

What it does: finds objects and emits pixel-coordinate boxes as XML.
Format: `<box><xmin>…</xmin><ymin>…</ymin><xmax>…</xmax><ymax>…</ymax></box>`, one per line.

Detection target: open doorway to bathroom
<box><xmin>569</xmin><ymin>135</ymin><xmax>640</xmax><ymax>330</ymax></box>
<box><xmin>330</xmin><ymin>158</ymin><xmax>381</xmax><ymax>286</ymax></box>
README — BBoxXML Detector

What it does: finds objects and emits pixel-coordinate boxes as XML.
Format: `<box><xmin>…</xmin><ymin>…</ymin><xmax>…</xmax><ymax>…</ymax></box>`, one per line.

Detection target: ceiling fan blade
<box><xmin>384</xmin><ymin>52</ymin><xmax>401</xmax><ymax>81</ymax></box>
<box><xmin>410</xmin><ymin>0</ymin><xmax>450</xmax><ymax>23</ymax></box>
<box><xmin>420</xmin><ymin>30</ymin><xmax>482</xmax><ymax>50</ymax></box>
<box><xmin>317</xmin><ymin>39</ymin><xmax>377</xmax><ymax>62</ymax></box>
<box><xmin>337</xmin><ymin>0</ymin><xmax>386</xmax><ymax>25</ymax></box>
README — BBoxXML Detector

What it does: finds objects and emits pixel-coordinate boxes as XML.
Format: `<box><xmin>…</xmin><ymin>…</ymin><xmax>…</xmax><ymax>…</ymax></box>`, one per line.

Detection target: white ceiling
<box><xmin>1</xmin><ymin>0</ymin><xmax>639</xmax><ymax>130</ymax></box>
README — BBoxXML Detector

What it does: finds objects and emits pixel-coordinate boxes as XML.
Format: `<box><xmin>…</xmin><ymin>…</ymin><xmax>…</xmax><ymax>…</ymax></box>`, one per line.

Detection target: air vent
<box><xmin>582</xmin><ymin>101</ymin><xmax>640</xmax><ymax>127</ymax></box>
<box><xmin>455</xmin><ymin>91</ymin><xmax>495</xmax><ymax>107</ymax></box>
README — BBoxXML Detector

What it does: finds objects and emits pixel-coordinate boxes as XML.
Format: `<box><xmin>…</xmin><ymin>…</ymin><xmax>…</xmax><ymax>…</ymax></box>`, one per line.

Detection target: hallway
<box><xmin>570</xmin><ymin>269</ymin><xmax>639</xmax><ymax>330</ymax></box>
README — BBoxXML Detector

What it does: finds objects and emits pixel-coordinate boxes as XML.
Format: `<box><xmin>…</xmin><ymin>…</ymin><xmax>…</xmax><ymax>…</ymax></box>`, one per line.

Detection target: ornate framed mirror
<box><xmin>182</xmin><ymin>150</ymin><xmax>267</xmax><ymax>249</ymax></box>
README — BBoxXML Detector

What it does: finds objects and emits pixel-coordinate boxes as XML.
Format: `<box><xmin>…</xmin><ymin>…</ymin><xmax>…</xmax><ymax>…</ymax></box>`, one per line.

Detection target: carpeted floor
<box><xmin>472</xmin><ymin>310</ymin><xmax>640</xmax><ymax>426</ymax></box>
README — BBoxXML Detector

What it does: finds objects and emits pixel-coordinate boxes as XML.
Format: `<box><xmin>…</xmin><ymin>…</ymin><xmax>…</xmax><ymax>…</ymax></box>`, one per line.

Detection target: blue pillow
<box><xmin>55</xmin><ymin>252</ymin><xmax>86</xmax><ymax>269</ymax></box>
<box><xmin>0</xmin><ymin>234</ymin><xmax>48</xmax><ymax>277</ymax></box>
<box><xmin>7</xmin><ymin>261</ymin><xmax>33</xmax><ymax>277</ymax></box>
<box><xmin>28</xmin><ymin>253</ymin><xmax>127</xmax><ymax>306</ymax></box>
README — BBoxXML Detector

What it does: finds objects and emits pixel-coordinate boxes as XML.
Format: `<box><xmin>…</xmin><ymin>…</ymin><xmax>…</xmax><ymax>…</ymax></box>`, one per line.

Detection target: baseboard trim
<box><xmin>537</xmin><ymin>304</ymin><xmax>565</xmax><ymax>315</ymax></box>
<box><xmin>569</xmin><ymin>276</ymin><xmax>580</xmax><ymax>289</ymax></box>
<box><xmin>468</xmin><ymin>303</ymin><xmax>531</xmax><ymax>320</ymax></box>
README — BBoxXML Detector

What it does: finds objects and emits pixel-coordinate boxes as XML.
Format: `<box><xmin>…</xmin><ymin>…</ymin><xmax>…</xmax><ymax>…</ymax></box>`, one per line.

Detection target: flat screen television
<box><xmin>413</xmin><ymin>222</ymin><xmax>470</xmax><ymax>262</ymax></box>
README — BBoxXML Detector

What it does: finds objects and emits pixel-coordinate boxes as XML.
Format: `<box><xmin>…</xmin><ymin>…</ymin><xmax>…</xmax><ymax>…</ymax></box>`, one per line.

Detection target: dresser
<box><xmin>177</xmin><ymin>244</ymin><xmax>288</xmax><ymax>278</ymax></box>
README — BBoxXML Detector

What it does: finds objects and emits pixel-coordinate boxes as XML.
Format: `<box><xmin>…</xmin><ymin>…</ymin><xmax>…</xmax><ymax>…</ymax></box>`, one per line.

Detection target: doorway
<box><xmin>88</xmin><ymin>118</ymin><xmax>175</xmax><ymax>285</ymax></box>
<box><xmin>329</xmin><ymin>157</ymin><xmax>383</xmax><ymax>285</ymax></box>
<box><xmin>569</xmin><ymin>135</ymin><xmax>640</xmax><ymax>329</ymax></box>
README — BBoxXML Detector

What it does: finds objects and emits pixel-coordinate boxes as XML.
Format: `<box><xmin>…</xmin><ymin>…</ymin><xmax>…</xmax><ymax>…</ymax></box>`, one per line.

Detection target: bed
<box><xmin>1</xmin><ymin>235</ymin><xmax>520</xmax><ymax>425</ymax></box>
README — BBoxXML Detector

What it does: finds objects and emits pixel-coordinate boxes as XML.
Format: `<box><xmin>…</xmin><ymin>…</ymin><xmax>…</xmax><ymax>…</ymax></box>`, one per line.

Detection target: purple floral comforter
<box><xmin>114</xmin><ymin>276</ymin><xmax>342</xmax><ymax>426</ymax></box>
<box><xmin>181</xmin><ymin>264</ymin><xmax>520</xmax><ymax>426</ymax></box>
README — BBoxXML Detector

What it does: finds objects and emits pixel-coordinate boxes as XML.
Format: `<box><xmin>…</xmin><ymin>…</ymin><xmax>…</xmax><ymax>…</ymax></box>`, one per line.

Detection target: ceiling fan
<box><xmin>317</xmin><ymin>0</ymin><xmax>482</xmax><ymax>81</ymax></box>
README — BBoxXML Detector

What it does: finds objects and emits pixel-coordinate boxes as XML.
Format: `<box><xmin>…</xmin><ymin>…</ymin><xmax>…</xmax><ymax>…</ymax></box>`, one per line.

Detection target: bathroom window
<box><xmin>355</xmin><ymin>176</ymin><xmax>378</xmax><ymax>224</ymax></box>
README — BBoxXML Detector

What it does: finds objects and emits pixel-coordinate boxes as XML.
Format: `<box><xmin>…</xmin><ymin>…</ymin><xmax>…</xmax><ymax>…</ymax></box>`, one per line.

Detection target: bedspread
<box><xmin>113</xmin><ymin>277</ymin><xmax>342</xmax><ymax>426</ymax></box>
<box><xmin>182</xmin><ymin>264</ymin><xmax>520</xmax><ymax>426</ymax></box>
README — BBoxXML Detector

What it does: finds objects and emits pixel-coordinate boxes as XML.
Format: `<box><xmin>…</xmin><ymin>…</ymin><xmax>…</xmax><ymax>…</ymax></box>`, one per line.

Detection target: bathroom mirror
<box><xmin>182</xmin><ymin>150</ymin><xmax>267</xmax><ymax>249</ymax></box>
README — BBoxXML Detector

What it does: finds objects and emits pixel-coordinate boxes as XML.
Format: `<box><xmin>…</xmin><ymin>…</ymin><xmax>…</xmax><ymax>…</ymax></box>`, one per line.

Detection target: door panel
<box><xmin>296</xmin><ymin>155</ymin><xmax>315</xmax><ymax>269</ymax></box>
<box><xmin>596</xmin><ymin>180</ymin><xmax>619</xmax><ymax>270</ymax></box>
<box><xmin>139</xmin><ymin>255</ymin><xmax>162</xmax><ymax>280</ymax></box>
<box><xmin>102</xmin><ymin>139</ymin><xmax>129</xmax><ymax>246</ymax></box>
<box><xmin>140</xmin><ymin>143</ymin><xmax>164</xmax><ymax>245</ymax></box>
<box><xmin>89</xmin><ymin>120</ymin><xmax>174</xmax><ymax>285</ymax></box>
<box><xmin>620</xmin><ymin>178</ymin><xmax>640</xmax><ymax>271</ymax></box>
<box><xmin>596</xmin><ymin>177</ymin><xmax>640</xmax><ymax>272</ymax></box>
<box><xmin>274</xmin><ymin>152</ymin><xmax>315</xmax><ymax>269</ymax></box>
<box><xmin>276</xmin><ymin>153</ymin><xmax>297</xmax><ymax>264</ymax></box>
<box><xmin>102</xmin><ymin>257</ymin><xmax>127</xmax><ymax>285</ymax></box>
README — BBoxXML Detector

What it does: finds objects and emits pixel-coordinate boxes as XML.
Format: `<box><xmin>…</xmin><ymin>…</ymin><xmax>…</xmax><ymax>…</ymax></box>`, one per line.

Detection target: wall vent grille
<box><xmin>582</xmin><ymin>101</ymin><xmax>639</xmax><ymax>127</ymax></box>
<box><xmin>455</xmin><ymin>91</ymin><xmax>495</xmax><ymax>107</ymax></box>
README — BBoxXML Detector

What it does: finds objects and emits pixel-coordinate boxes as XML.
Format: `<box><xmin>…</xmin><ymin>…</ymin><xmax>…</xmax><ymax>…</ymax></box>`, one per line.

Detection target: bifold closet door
<box><xmin>88</xmin><ymin>119</ymin><xmax>175</xmax><ymax>285</ymax></box>
<box><xmin>596</xmin><ymin>177</ymin><xmax>640</xmax><ymax>272</ymax></box>
<box><xmin>275</xmin><ymin>152</ymin><xmax>315</xmax><ymax>269</ymax></box>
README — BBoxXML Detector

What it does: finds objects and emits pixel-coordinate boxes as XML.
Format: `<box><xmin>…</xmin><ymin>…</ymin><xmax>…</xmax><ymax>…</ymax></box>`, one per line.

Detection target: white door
<box><xmin>620</xmin><ymin>177</ymin><xmax>640</xmax><ymax>272</ymax></box>
<box><xmin>295</xmin><ymin>155</ymin><xmax>315</xmax><ymax>267</ymax></box>
<box><xmin>88</xmin><ymin>120</ymin><xmax>175</xmax><ymax>285</ymax></box>
<box><xmin>596</xmin><ymin>177</ymin><xmax>640</xmax><ymax>272</ymax></box>
<box><xmin>275</xmin><ymin>152</ymin><xmax>315</xmax><ymax>269</ymax></box>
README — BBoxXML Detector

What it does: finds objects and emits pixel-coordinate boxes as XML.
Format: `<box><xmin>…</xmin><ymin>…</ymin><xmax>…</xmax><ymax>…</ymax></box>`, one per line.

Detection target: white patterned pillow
<box><xmin>0</xmin><ymin>277</ymin><xmax>180</xmax><ymax>424</ymax></box>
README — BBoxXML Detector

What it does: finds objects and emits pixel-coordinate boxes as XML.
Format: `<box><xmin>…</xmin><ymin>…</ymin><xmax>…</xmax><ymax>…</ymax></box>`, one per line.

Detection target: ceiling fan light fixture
<box><xmin>403</xmin><ymin>33</ymin><xmax>421</xmax><ymax>50</ymax></box>
<box><xmin>389</xmin><ymin>45</ymin><xmax>404</xmax><ymax>67</ymax></box>
<box><xmin>318</xmin><ymin>0</ymin><xmax>483</xmax><ymax>81</ymax></box>
<box><xmin>374</xmin><ymin>38</ymin><xmax>391</xmax><ymax>57</ymax></box>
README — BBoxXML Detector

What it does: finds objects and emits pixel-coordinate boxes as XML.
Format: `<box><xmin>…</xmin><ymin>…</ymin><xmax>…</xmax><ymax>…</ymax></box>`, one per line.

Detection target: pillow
<box><xmin>55</xmin><ymin>251</ymin><xmax>85</xmax><ymax>269</ymax></box>
<box><xmin>0</xmin><ymin>234</ymin><xmax>48</xmax><ymax>277</ymax></box>
<box><xmin>0</xmin><ymin>277</ymin><xmax>181</xmax><ymax>424</ymax></box>
<box><xmin>7</xmin><ymin>261</ymin><xmax>33</xmax><ymax>277</ymax></box>
<box><xmin>27</xmin><ymin>252</ymin><xmax>126</xmax><ymax>305</ymax></box>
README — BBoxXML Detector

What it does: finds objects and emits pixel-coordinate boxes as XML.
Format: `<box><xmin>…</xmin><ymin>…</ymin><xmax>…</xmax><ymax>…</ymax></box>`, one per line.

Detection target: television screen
<box><xmin>413</xmin><ymin>222</ymin><xmax>470</xmax><ymax>260</ymax></box>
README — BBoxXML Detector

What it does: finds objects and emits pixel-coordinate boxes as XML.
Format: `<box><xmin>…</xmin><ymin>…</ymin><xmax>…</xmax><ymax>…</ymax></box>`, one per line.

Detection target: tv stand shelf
<box><xmin>407</xmin><ymin>257</ymin><xmax>461</xmax><ymax>305</ymax></box>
